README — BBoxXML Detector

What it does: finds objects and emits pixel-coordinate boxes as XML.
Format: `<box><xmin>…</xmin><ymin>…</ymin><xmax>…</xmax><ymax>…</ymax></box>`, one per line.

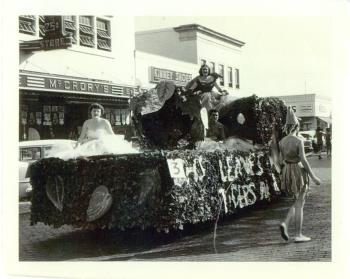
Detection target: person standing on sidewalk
<box><xmin>316</xmin><ymin>127</ymin><xmax>325</xmax><ymax>159</ymax></box>
<box><xmin>325</xmin><ymin>128</ymin><xmax>332</xmax><ymax>158</ymax></box>
<box><xmin>279</xmin><ymin>107</ymin><xmax>321</xmax><ymax>243</ymax></box>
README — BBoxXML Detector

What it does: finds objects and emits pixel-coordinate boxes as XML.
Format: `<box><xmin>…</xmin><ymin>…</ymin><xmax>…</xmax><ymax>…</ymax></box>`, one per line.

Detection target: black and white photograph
<box><xmin>1</xmin><ymin>0</ymin><xmax>349</xmax><ymax>279</ymax></box>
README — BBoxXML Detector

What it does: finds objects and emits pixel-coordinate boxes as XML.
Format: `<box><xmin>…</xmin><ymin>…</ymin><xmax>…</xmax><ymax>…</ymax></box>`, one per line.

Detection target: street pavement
<box><xmin>19</xmin><ymin>155</ymin><xmax>331</xmax><ymax>261</ymax></box>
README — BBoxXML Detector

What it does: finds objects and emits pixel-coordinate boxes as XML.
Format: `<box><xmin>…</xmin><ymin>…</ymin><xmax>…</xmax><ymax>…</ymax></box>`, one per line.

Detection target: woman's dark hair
<box><xmin>199</xmin><ymin>64</ymin><xmax>211</xmax><ymax>76</ymax></box>
<box><xmin>88</xmin><ymin>103</ymin><xmax>105</xmax><ymax>114</ymax></box>
<box><xmin>208</xmin><ymin>109</ymin><xmax>219</xmax><ymax>117</ymax></box>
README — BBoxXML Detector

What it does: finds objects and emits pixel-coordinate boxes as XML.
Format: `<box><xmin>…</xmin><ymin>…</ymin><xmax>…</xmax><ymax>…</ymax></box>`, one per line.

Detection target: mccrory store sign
<box><xmin>149</xmin><ymin>67</ymin><xmax>192</xmax><ymax>85</ymax></box>
<box><xmin>19</xmin><ymin>73</ymin><xmax>134</xmax><ymax>96</ymax></box>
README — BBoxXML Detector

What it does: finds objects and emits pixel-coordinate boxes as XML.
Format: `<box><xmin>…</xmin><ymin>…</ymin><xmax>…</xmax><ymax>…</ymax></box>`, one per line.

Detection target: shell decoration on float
<box><xmin>45</xmin><ymin>175</ymin><xmax>65</xmax><ymax>212</ymax></box>
<box><xmin>237</xmin><ymin>113</ymin><xmax>246</xmax><ymax>125</ymax></box>
<box><xmin>86</xmin><ymin>185</ymin><xmax>113</xmax><ymax>222</ymax></box>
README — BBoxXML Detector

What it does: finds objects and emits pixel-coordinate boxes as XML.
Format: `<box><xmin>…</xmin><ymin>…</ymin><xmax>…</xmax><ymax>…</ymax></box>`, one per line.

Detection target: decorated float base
<box><xmin>29</xmin><ymin>149</ymin><xmax>281</xmax><ymax>232</ymax></box>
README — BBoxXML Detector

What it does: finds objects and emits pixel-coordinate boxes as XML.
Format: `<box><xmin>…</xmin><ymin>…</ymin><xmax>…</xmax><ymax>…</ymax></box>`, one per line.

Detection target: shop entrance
<box><xmin>20</xmin><ymin>90</ymin><xmax>132</xmax><ymax>141</ymax></box>
<box><xmin>65</xmin><ymin>103</ymin><xmax>90</xmax><ymax>140</ymax></box>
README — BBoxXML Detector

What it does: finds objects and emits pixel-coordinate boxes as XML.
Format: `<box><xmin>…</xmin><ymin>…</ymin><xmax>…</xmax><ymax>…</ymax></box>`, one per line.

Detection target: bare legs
<box><xmin>281</xmin><ymin>190</ymin><xmax>310</xmax><ymax>242</ymax></box>
<box><xmin>284</xmin><ymin>205</ymin><xmax>295</xmax><ymax>228</ymax></box>
<box><xmin>318</xmin><ymin>144</ymin><xmax>323</xmax><ymax>159</ymax></box>
<box><xmin>294</xmin><ymin>191</ymin><xmax>307</xmax><ymax>238</ymax></box>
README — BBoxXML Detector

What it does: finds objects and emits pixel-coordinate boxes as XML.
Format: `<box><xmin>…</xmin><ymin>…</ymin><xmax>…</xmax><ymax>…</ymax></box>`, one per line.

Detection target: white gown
<box><xmin>46</xmin><ymin>129</ymin><xmax>139</xmax><ymax>160</ymax></box>
<box><xmin>196</xmin><ymin>136</ymin><xmax>261</xmax><ymax>152</ymax></box>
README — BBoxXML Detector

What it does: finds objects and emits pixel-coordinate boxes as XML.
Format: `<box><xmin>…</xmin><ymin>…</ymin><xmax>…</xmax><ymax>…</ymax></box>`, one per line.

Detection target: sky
<box><xmin>135</xmin><ymin>16</ymin><xmax>333</xmax><ymax>98</ymax></box>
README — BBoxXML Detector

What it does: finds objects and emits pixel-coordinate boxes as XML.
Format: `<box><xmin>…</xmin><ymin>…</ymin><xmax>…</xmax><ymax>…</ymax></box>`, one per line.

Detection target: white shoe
<box><xmin>295</xmin><ymin>235</ymin><xmax>311</xmax><ymax>243</ymax></box>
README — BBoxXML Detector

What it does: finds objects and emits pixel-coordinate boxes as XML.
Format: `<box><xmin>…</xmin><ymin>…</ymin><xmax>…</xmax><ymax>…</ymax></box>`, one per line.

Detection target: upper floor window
<box><xmin>38</xmin><ymin>16</ymin><xmax>45</xmax><ymax>37</ymax></box>
<box><xmin>79</xmin><ymin>16</ymin><xmax>93</xmax><ymax>26</ymax></box>
<box><xmin>227</xmin><ymin>67</ymin><xmax>233</xmax><ymax>88</ymax></box>
<box><xmin>63</xmin><ymin>16</ymin><xmax>77</xmax><ymax>44</ymax></box>
<box><xmin>235</xmin><ymin>68</ymin><xmax>240</xmax><ymax>89</ymax></box>
<box><xmin>19</xmin><ymin>16</ymin><xmax>112</xmax><ymax>52</ymax></box>
<box><xmin>218</xmin><ymin>64</ymin><xmax>224</xmax><ymax>86</ymax></box>
<box><xmin>96</xmin><ymin>18</ymin><xmax>111</xmax><ymax>51</ymax></box>
<box><xmin>79</xmin><ymin>16</ymin><xmax>95</xmax><ymax>48</ymax></box>
<box><xmin>209</xmin><ymin>62</ymin><xmax>215</xmax><ymax>73</ymax></box>
<box><xmin>19</xmin><ymin>16</ymin><xmax>36</xmax><ymax>35</ymax></box>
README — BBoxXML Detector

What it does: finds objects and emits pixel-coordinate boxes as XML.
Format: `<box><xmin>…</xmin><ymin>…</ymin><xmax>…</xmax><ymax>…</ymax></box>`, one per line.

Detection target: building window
<box><xmin>106</xmin><ymin>109</ymin><xmax>129</xmax><ymax>126</ymax></box>
<box><xmin>209</xmin><ymin>62</ymin><xmax>215</xmax><ymax>73</ymax></box>
<box><xmin>300</xmin><ymin>104</ymin><xmax>312</xmax><ymax>112</ymax></box>
<box><xmin>218</xmin><ymin>64</ymin><xmax>224</xmax><ymax>86</ymax></box>
<box><xmin>38</xmin><ymin>16</ymin><xmax>45</xmax><ymax>37</ymax></box>
<box><xmin>96</xmin><ymin>18</ymin><xmax>111</xmax><ymax>51</ymax></box>
<box><xmin>19</xmin><ymin>15</ymin><xmax>112</xmax><ymax>52</ymax></box>
<box><xmin>79</xmin><ymin>16</ymin><xmax>94</xmax><ymax>48</ymax></box>
<box><xmin>235</xmin><ymin>68</ymin><xmax>240</xmax><ymax>89</ymax></box>
<box><xmin>301</xmin><ymin>123</ymin><xmax>312</xmax><ymax>131</ymax></box>
<box><xmin>63</xmin><ymin>16</ymin><xmax>77</xmax><ymax>44</ymax></box>
<box><xmin>227</xmin><ymin>67</ymin><xmax>233</xmax><ymax>88</ymax></box>
<box><xmin>19</xmin><ymin>16</ymin><xmax>36</xmax><ymax>35</ymax></box>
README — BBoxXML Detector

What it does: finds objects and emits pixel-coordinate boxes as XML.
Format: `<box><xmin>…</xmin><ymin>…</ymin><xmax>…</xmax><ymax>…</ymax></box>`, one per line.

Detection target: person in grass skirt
<box><xmin>278</xmin><ymin>106</ymin><xmax>321</xmax><ymax>243</ymax></box>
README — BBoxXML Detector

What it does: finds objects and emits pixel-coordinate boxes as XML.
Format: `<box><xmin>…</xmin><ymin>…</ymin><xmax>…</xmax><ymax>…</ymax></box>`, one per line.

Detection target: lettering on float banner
<box><xmin>47</xmin><ymin>78</ymin><xmax>110</xmax><ymax>94</ymax></box>
<box><xmin>167</xmin><ymin>153</ymin><xmax>275</xmax><ymax>210</ymax></box>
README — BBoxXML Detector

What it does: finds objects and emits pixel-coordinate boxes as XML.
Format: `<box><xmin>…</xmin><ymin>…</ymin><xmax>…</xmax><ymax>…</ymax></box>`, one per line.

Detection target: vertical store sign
<box><xmin>19</xmin><ymin>16</ymin><xmax>72</xmax><ymax>51</ymax></box>
<box><xmin>44</xmin><ymin>16</ymin><xmax>64</xmax><ymax>37</ymax></box>
<box><xmin>41</xmin><ymin>16</ymin><xmax>72</xmax><ymax>50</ymax></box>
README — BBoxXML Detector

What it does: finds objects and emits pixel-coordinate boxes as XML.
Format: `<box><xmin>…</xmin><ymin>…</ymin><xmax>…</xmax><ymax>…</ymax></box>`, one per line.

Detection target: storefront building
<box><xmin>19</xmin><ymin>16</ymin><xmax>136</xmax><ymax>141</ymax></box>
<box><xmin>19</xmin><ymin>71</ymin><xmax>133</xmax><ymax>140</ymax></box>
<box><xmin>19</xmin><ymin>19</ymin><xmax>245</xmax><ymax>140</ymax></box>
<box><xmin>135</xmin><ymin>24</ymin><xmax>245</xmax><ymax>93</ymax></box>
<box><xmin>135</xmin><ymin>50</ymin><xmax>197</xmax><ymax>91</ymax></box>
<box><xmin>275</xmin><ymin>94</ymin><xmax>332</xmax><ymax>131</ymax></box>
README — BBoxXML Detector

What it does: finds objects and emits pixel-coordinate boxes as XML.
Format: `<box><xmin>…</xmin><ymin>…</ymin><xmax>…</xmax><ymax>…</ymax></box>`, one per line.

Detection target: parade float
<box><xmin>28</xmin><ymin>81</ymin><xmax>287</xmax><ymax>232</ymax></box>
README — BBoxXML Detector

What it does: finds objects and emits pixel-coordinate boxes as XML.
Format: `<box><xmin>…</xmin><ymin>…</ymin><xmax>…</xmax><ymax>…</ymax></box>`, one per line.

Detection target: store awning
<box><xmin>317</xmin><ymin>116</ymin><xmax>332</xmax><ymax>124</ymax></box>
<box><xmin>20</xmin><ymin>90</ymin><xmax>130</xmax><ymax>107</ymax></box>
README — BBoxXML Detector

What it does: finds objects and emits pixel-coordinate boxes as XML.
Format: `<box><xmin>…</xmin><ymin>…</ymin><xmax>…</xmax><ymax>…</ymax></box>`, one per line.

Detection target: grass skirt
<box><xmin>280</xmin><ymin>162</ymin><xmax>309</xmax><ymax>199</ymax></box>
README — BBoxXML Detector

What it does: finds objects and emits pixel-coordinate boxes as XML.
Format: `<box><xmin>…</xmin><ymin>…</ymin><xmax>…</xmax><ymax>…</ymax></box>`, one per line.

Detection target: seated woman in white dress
<box><xmin>47</xmin><ymin>103</ymin><xmax>139</xmax><ymax>160</ymax></box>
<box><xmin>79</xmin><ymin>103</ymin><xmax>114</xmax><ymax>142</ymax></box>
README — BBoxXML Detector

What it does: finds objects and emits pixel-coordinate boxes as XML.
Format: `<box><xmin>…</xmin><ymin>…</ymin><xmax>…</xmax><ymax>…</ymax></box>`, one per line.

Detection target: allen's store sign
<box><xmin>149</xmin><ymin>67</ymin><xmax>192</xmax><ymax>85</ymax></box>
<box><xmin>19</xmin><ymin>73</ymin><xmax>134</xmax><ymax>97</ymax></box>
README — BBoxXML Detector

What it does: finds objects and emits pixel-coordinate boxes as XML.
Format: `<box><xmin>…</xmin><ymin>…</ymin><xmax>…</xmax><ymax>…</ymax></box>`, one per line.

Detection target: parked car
<box><xmin>19</xmin><ymin>139</ymin><xmax>76</xmax><ymax>201</ymax></box>
<box><xmin>299</xmin><ymin>130</ymin><xmax>316</xmax><ymax>138</ymax></box>
<box><xmin>298</xmin><ymin>133</ymin><xmax>313</xmax><ymax>153</ymax></box>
